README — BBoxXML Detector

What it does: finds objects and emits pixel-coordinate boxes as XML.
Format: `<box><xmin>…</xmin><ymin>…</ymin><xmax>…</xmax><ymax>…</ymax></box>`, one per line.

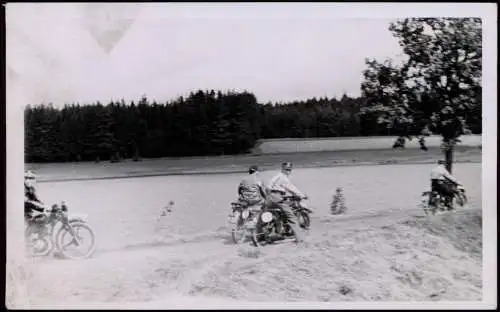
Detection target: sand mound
<box><xmin>12</xmin><ymin>210</ymin><xmax>483</xmax><ymax>308</ymax></box>
<box><xmin>153</xmin><ymin>210</ymin><xmax>483</xmax><ymax>302</ymax></box>
<box><xmin>402</xmin><ymin>209</ymin><xmax>482</xmax><ymax>258</ymax></box>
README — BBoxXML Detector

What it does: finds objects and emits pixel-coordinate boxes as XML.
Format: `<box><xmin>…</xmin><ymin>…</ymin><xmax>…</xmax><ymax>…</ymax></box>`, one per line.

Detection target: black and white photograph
<box><xmin>5</xmin><ymin>2</ymin><xmax>497</xmax><ymax>309</ymax></box>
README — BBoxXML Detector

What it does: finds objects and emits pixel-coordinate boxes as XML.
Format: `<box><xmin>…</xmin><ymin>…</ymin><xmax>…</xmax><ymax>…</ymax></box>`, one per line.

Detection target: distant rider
<box><xmin>267</xmin><ymin>162</ymin><xmax>307</xmax><ymax>243</ymax></box>
<box><xmin>24</xmin><ymin>171</ymin><xmax>51</xmax><ymax>222</ymax></box>
<box><xmin>430</xmin><ymin>160</ymin><xmax>462</xmax><ymax>209</ymax></box>
<box><xmin>238</xmin><ymin>165</ymin><xmax>267</xmax><ymax>208</ymax></box>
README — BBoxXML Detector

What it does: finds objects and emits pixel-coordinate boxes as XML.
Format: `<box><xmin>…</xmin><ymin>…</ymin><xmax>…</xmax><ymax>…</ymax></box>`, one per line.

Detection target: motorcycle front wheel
<box><xmin>299</xmin><ymin>212</ymin><xmax>311</xmax><ymax>229</ymax></box>
<box><xmin>249</xmin><ymin>229</ymin><xmax>261</xmax><ymax>247</ymax></box>
<box><xmin>250</xmin><ymin>223</ymin><xmax>271</xmax><ymax>247</ymax></box>
<box><xmin>455</xmin><ymin>192</ymin><xmax>468</xmax><ymax>207</ymax></box>
<box><xmin>421</xmin><ymin>192</ymin><xmax>440</xmax><ymax>216</ymax></box>
<box><xmin>55</xmin><ymin>221</ymin><xmax>96</xmax><ymax>260</ymax></box>
<box><xmin>231</xmin><ymin>224</ymin><xmax>248</xmax><ymax>244</ymax></box>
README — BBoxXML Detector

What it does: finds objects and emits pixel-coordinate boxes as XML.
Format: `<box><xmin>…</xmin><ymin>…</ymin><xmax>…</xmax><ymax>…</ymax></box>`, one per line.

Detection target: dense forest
<box><xmin>24</xmin><ymin>90</ymin><xmax>482</xmax><ymax>163</ymax></box>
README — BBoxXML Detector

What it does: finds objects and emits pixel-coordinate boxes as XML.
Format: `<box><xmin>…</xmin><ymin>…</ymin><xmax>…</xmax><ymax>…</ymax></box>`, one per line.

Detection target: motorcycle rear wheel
<box><xmin>25</xmin><ymin>223</ymin><xmax>53</xmax><ymax>257</ymax></box>
<box><xmin>26</xmin><ymin>237</ymin><xmax>53</xmax><ymax>257</ymax></box>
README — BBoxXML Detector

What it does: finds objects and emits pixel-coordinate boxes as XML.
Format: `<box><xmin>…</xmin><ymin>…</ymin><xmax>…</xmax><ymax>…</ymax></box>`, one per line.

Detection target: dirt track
<box><xmin>17</xmin><ymin>206</ymin><xmax>483</xmax><ymax>308</ymax></box>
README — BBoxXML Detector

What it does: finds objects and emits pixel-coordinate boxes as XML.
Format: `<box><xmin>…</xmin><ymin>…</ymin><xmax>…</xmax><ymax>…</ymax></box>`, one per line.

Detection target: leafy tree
<box><xmin>360</xmin><ymin>18</ymin><xmax>482</xmax><ymax>173</ymax></box>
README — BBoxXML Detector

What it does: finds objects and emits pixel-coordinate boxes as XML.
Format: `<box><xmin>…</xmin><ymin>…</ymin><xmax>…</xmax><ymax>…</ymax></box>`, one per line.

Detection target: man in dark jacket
<box><xmin>24</xmin><ymin>171</ymin><xmax>50</xmax><ymax>221</ymax></box>
<box><xmin>238</xmin><ymin>165</ymin><xmax>267</xmax><ymax>207</ymax></box>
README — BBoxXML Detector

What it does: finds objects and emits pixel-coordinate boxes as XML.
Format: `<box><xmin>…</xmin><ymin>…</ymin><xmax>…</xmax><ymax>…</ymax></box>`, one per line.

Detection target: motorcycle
<box><xmin>285</xmin><ymin>195</ymin><xmax>312</xmax><ymax>230</ymax></box>
<box><xmin>248</xmin><ymin>195</ymin><xmax>312</xmax><ymax>247</ymax></box>
<box><xmin>227</xmin><ymin>200</ymin><xmax>261</xmax><ymax>244</ymax></box>
<box><xmin>24</xmin><ymin>202</ymin><xmax>96</xmax><ymax>260</ymax></box>
<box><xmin>420</xmin><ymin>184</ymin><xmax>468</xmax><ymax>215</ymax></box>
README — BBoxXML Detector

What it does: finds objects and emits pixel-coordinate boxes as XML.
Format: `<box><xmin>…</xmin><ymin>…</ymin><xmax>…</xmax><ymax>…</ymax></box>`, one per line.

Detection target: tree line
<box><xmin>24</xmin><ymin>88</ymin><xmax>481</xmax><ymax>163</ymax></box>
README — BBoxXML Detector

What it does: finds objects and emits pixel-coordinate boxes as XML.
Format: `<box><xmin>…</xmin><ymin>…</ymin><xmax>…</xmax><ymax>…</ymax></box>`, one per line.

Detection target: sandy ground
<box><xmin>8</xmin><ymin>157</ymin><xmax>487</xmax><ymax>308</ymax></box>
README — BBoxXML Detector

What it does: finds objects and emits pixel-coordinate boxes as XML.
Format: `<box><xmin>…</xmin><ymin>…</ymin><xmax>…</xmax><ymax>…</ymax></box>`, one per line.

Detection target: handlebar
<box><xmin>282</xmin><ymin>195</ymin><xmax>307</xmax><ymax>201</ymax></box>
<box><xmin>49</xmin><ymin>203</ymin><xmax>68</xmax><ymax>213</ymax></box>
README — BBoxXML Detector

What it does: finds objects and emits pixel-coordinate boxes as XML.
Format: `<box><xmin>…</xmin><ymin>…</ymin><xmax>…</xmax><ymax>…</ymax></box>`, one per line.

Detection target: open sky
<box><xmin>6</xmin><ymin>3</ymin><xmax>405</xmax><ymax>107</ymax></box>
<box><xmin>5</xmin><ymin>3</ymin><xmax>494</xmax><ymax>107</ymax></box>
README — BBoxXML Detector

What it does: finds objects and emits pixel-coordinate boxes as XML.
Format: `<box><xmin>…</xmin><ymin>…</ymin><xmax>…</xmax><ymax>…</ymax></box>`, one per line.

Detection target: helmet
<box><xmin>25</xmin><ymin>170</ymin><xmax>36</xmax><ymax>180</ymax></box>
<box><xmin>248</xmin><ymin>165</ymin><xmax>259</xmax><ymax>174</ymax></box>
<box><xmin>24</xmin><ymin>170</ymin><xmax>37</xmax><ymax>188</ymax></box>
<box><xmin>281</xmin><ymin>162</ymin><xmax>293</xmax><ymax>171</ymax></box>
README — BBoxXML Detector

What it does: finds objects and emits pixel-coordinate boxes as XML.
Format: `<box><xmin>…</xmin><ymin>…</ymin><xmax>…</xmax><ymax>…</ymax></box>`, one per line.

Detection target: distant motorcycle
<box><xmin>248</xmin><ymin>195</ymin><xmax>312</xmax><ymax>247</ymax></box>
<box><xmin>420</xmin><ymin>184</ymin><xmax>468</xmax><ymax>215</ymax></box>
<box><xmin>227</xmin><ymin>200</ymin><xmax>262</xmax><ymax>244</ymax></box>
<box><xmin>25</xmin><ymin>202</ymin><xmax>96</xmax><ymax>259</ymax></box>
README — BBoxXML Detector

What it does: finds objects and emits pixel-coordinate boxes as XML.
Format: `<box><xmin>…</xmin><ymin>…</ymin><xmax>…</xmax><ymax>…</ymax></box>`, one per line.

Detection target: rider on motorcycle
<box><xmin>238</xmin><ymin>165</ymin><xmax>267</xmax><ymax>208</ymax></box>
<box><xmin>430</xmin><ymin>160</ymin><xmax>462</xmax><ymax>209</ymax></box>
<box><xmin>24</xmin><ymin>171</ymin><xmax>51</xmax><ymax>222</ymax></box>
<box><xmin>266</xmin><ymin>162</ymin><xmax>307</xmax><ymax>243</ymax></box>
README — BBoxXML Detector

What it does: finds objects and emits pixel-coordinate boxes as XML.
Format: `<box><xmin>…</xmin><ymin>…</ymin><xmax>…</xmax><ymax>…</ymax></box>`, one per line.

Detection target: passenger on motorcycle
<box><xmin>238</xmin><ymin>165</ymin><xmax>267</xmax><ymax>208</ymax></box>
<box><xmin>266</xmin><ymin>162</ymin><xmax>307</xmax><ymax>243</ymax></box>
<box><xmin>430</xmin><ymin>160</ymin><xmax>462</xmax><ymax>209</ymax></box>
<box><xmin>24</xmin><ymin>171</ymin><xmax>51</xmax><ymax>222</ymax></box>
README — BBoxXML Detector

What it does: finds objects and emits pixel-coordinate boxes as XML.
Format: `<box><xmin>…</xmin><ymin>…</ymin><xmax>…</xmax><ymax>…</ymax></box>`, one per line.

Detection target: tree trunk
<box><xmin>444</xmin><ymin>146</ymin><xmax>454</xmax><ymax>174</ymax></box>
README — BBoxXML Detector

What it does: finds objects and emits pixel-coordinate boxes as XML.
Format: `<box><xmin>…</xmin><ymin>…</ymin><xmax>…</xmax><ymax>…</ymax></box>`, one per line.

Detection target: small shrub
<box><xmin>330</xmin><ymin>187</ymin><xmax>347</xmax><ymax>215</ymax></box>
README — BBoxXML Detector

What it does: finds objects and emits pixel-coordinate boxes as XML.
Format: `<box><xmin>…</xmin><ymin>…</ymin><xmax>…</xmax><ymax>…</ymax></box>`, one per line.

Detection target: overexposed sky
<box><xmin>4</xmin><ymin>3</ymin><xmax>494</xmax><ymax>106</ymax></box>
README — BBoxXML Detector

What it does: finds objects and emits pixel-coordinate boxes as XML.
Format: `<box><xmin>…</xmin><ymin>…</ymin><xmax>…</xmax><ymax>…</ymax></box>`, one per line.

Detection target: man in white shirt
<box><xmin>267</xmin><ymin>162</ymin><xmax>307</xmax><ymax>243</ymax></box>
<box><xmin>430</xmin><ymin>160</ymin><xmax>462</xmax><ymax>209</ymax></box>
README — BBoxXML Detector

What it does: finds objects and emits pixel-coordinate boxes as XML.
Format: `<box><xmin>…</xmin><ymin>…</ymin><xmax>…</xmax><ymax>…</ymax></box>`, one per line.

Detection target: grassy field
<box><xmin>28</xmin><ymin>146</ymin><xmax>481</xmax><ymax>183</ymax></box>
<box><xmin>253</xmin><ymin>135</ymin><xmax>482</xmax><ymax>154</ymax></box>
<box><xmin>13</xmin><ymin>162</ymin><xmax>484</xmax><ymax>308</ymax></box>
